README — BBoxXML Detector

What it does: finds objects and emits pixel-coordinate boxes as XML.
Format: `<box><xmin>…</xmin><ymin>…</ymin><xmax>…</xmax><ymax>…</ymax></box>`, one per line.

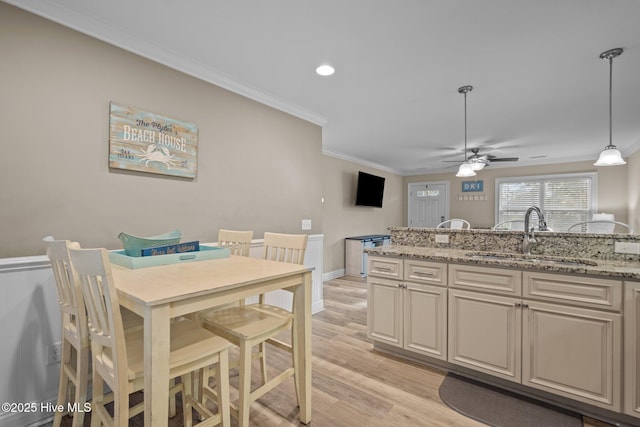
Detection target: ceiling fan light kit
<box><xmin>594</xmin><ymin>47</ymin><xmax>626</xmax><ymax>166</ymax></box>
<box><xmin>469</xmin><ymin>161</ymin><xmax>486</xmax><ymax>172</ymax></box>
<box><xmin>455</xmin><ymin>85</ymin><xmax>477</xmax><ymax>177</ymax></box>
<box><xmin>456</xmin><ymin>162</ymin><xmax>477</xmax><ymax>177</ymax></box>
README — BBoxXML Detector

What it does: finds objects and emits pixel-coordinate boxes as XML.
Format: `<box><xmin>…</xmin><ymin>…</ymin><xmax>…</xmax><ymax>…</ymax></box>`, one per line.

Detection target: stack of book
<box><xmin>141</xmin><ymin>241</ymin><xmax>199</xmax><ymax>257</ymax></box>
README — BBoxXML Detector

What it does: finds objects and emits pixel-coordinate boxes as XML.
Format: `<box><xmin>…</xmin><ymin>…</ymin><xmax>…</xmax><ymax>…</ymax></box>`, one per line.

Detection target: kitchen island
<box><xmin>365</xmin><ymin>229</ymin><xmax>640</xmax><ymax>426</ymax></box>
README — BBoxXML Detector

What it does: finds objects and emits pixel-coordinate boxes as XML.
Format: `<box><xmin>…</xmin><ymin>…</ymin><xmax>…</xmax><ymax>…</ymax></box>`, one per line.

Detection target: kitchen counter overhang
<box><xmin>366</xmin><ymin>245</ymin><xmax>640</xmax><ymax>280</ymax></box>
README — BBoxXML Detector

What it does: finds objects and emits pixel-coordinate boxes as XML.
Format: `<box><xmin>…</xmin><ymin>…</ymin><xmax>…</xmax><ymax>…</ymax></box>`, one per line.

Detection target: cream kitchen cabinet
<box><xmin>522</xmin><ymin>300</ymin><xmax>621</xmax><ymax>411</ymax></box>
<box><xmin>448</xmin><ymin>288</ymin><xmax>522</xmax><ymax>382</ymax></box>
<box><xmin>448</xmin><ymin>264</ymin><xmax>523</xmax><ymax>381</ymax></box>
<box><xmin>522</xmin><ymin>272</ymin><xmax>622</xmax><ymax>411</ymax></box>
<box><xmin>367</xmin><ymin>276</ymin><xmax>403</xmax><ymax>346</ymax></box>
<box><xmin>625</xmin><ymin>281</ymin><xmax>640</xmax><ymax>417</ymax></box>
<box><xmin>448</xmin><ymin>264</ymin><xmax>622</xmax><ymax>411</ymax></box>
<box><xmin>367</xmin><ymin>257</ymin><xmax>447</xmax><ymax>360</ymax></box>
<box><xmin>403</xmin><ymin>281</ymin><xmax>447</xmax><ymax>359</ymax></box>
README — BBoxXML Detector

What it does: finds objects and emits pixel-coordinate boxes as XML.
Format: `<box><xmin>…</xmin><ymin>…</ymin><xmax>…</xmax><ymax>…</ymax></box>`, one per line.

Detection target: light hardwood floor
<box><xmin>59</xmin><ymin>275</ymin><xmax>613</xmax><ymax>426</ymax></box>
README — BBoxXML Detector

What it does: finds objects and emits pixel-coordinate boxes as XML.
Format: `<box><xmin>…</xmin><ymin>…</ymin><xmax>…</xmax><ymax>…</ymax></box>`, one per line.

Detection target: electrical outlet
<box><xmin>301</xmin><ymin>219</ymin><xmax>312</xmax><ymax>230</ymax></box>
<box><xmin>46</xmin><ymin>342</ymin><xmax>62</xmax><ymax>365</ymax></box>
<box><xmin>614</xmin><ymin>242</ymin><xmax>640</xmax><ymax>255</ymax></box>
<box><xmin>435</xmin><ymin>234</ymin><xmax>449</xmax><ymax>244</ymax></box>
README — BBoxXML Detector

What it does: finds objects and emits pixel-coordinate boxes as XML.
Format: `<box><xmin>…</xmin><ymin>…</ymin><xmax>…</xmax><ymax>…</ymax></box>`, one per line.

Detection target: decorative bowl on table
<box><xmin>118</xmin><ymin>230</ymin><xmax>183</xmax><ymax>257</ymax></box>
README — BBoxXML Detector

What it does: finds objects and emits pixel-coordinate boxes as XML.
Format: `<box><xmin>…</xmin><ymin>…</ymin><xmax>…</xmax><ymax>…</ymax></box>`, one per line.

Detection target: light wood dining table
<box><xmin>110</xmin><ymin>254</ymin><xmax>313</xmax><ymax>427</ymax></box>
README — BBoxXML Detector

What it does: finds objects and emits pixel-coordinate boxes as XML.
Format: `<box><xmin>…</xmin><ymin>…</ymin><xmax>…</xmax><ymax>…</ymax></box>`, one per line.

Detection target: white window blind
<box><xmin>496</xmin><ymin>173</ymin><xmax>597</xmax><ymax>232</ymax></box>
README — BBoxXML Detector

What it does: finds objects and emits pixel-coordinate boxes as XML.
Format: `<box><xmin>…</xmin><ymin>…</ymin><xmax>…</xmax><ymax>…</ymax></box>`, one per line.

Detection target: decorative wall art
<box><xmin>109</xmin><ymin>102</ymin><xmax>198</xmax><ymax>178</ymax></box>
<box><xmin>461</xmin><ymin>180</ymin><xmax>484</xmax><ymax>192</ymax></box>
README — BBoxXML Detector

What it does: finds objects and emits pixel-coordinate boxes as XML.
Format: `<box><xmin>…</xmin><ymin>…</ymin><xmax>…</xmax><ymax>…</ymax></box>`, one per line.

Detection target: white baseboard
<box><xmin>323</xmin><ymin>269</ymin><xmax>345</xmax><ymax>282</ymax></box>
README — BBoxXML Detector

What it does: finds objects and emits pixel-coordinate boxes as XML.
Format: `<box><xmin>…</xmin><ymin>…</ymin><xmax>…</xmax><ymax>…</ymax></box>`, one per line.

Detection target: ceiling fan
<box><xmin>466</xmin><ymin>147</ymin><xmax>519</xmax><ymax>168</ymax></box>
<box><xmin>443</xmin><ymin>147</ymin><xmax>519</xmax><ymax>170</ymax></box>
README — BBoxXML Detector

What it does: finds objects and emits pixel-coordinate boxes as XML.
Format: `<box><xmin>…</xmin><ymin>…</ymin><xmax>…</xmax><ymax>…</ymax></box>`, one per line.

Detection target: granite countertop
<box><xmin>366</xmin><ymin>245</ymin><xmax>640</xmax><ymax>280</ymax></box>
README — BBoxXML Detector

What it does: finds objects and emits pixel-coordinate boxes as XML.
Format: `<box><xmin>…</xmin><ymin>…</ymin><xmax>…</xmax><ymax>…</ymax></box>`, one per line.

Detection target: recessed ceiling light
<box><xmin>316</xmin><ymin>64</ymin><xmax>335</xmax><ymax>76</ymax></box>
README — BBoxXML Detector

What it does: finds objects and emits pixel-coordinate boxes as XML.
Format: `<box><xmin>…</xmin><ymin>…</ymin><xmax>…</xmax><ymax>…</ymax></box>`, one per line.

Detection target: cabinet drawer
<box><xmin>368</xmin><ymin>256</ymin><xmax>403</xmax><ymax>279</ymax></box>
<box><xmin>449</xmin><ymin>264</ymin><xmax>522</xmax><ymax>296</ymax></box>
<box><xmin>523</xmin><ymin>272</ymin><xmax>622</xmax><ymax>311</ymax></box>
<box><xmin>404</xmin><ymin>259</ymin><xmax>447</xmax><ymax>286</ymax></box>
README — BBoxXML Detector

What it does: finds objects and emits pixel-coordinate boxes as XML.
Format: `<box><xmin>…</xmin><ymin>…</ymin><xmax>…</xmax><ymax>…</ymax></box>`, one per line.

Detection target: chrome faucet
<box><xmin>523</xmin><ymin>206</ymin><xmax>549</xmax><ymax>255</ymax></box>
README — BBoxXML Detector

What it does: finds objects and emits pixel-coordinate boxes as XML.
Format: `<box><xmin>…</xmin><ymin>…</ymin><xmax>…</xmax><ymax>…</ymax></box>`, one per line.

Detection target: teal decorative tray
<box><xmin>118</xmin><ymin>229</ymin><xmax>183</xmax><ymax>257</ymax></box>
<box><xmin>109</xmin><ymin>245</ymin><xmax>230</xmax><ymax>269</ymax></box>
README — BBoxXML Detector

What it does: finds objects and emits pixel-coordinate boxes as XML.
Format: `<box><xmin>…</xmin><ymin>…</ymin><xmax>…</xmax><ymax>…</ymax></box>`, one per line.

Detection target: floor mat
<box><xmin>439</xmin><ymin>373</ymin><xmax>583</xmax><ymax>427</ymax></box>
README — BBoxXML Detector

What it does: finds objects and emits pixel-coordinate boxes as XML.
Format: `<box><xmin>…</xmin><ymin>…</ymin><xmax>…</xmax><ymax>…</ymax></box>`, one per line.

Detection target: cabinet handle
<box><xmin>375</xmin><ymin>266</ymin><xmax>392</xmax><ymax>272</ymax></box>
<box><xmin>414</xmin><ymin>271</ymin><xmax>435</xmax><ymax>277</ymax></box>
<box><xmin>523</xmin><ymin>303</ymin><xmax>529</xmax><ymax>309</ymax></box>
<box><xmin>515</xmin><ymin>302</ymin><xmax>522</xmax><ymax>308</ymax></box>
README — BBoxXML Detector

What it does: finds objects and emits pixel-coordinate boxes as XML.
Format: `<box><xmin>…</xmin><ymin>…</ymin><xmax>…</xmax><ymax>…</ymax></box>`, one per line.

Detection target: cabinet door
<box><xmin>404</xmin><ymin>283</ymin><xmax>447</xmax><ymax>360</ymax></box>
<box><xmin>625</xmin><ymin>282</ymin><xmax>640</xmax><ymax>417</ymax></box>
<box><xmin>367</xmin><ymin>277</ymin><xmax>402</xmax><ymax>347</ymax></box>
<box><xmin>448</xmin><ymin>289</ymin><xmax>521</xmax><ymax>382</ymax></box>
<box><xmin>522</xmin><ymin>300</ymin><xmax>621</xmax><ymax>411</ymax></box>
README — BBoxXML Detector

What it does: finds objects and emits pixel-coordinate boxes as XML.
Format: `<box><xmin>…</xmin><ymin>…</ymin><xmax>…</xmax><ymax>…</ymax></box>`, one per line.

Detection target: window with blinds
<box><xmin>496</xmin><ymin>173</ymin><xmax>597</xmax><ymax>232</ymax></box>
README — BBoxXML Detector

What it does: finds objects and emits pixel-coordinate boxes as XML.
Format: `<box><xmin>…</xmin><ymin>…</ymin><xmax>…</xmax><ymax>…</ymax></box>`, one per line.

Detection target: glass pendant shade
<box><xmin>594</xmin><ymin>145</ymin><xmax>626</xmax><ymax>166</ymax></box>
<box><xmin>456</xmin><ymin>162</ymin><xmax>476</xmax><ymax>177</ymax></box>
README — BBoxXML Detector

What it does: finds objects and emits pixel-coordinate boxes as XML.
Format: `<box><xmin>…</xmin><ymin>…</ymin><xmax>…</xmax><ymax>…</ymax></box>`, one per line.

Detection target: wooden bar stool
<box><xmin>199</xmin><ymin>232</ymin><xmax>307</xmax><ymax>427</ymax></box>
<box><xmin>217</xmin><ymin>229</ymin><xmax>253</xmax><ymax>257</ymax></box>
<box><xmin>44</xmin><ymin>237</ymin><xmax>147</xmax><ymax>426</ymax></box>
<box><xmin>44</xmin><ymin>237</ymin><xmax>90</xmax><ymax>427</ymax></box>
<box><xmin>69</xmin><ymin>247</ymin><xmax>232</xmax><ymax>427</ymax></box>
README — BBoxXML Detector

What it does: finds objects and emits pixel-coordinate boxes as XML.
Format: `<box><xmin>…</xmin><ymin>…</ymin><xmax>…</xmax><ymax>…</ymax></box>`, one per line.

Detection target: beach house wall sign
<box><xmin>109</xmin><ymin>102</ymin><xmax>198</xmax><ymax>178</ymax></box>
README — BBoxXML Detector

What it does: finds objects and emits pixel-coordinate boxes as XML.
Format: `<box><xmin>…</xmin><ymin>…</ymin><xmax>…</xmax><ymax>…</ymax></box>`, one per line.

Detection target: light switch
<box><xmin>301</xmin><ymin>219</ymin><xmax>312</xmax><ymax>230</ymax></box>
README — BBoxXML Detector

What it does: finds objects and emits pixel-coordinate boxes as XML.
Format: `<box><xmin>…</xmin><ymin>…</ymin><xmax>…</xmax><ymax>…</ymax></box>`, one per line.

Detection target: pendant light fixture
<box><xmin>456</xmin><ymin>85</ymin><xmax>476</xmax><ymax>177</ymax></box>
<box><xmin>594</xmin><ymin>48</ymin><xmax>626</xmax><ymax>166</ymax></box>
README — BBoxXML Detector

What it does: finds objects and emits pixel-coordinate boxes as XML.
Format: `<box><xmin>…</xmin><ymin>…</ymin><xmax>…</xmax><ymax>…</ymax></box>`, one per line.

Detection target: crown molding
<box><xmin>322</xmin><ymin>149</ymin><xmax>404</xmax><ymax>176</ymax></box>
<box><xmin>4</xmin><ymin>0</ymin><xmax>328</xmax><ymax>127</ymax></box>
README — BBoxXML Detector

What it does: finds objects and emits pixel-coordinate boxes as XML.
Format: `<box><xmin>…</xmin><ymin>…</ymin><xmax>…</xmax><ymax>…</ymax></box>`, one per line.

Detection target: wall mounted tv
<box><xmin>355</xmin><ymin>171</ymin><xmax>385</xmax><ymax>208</ymax></box>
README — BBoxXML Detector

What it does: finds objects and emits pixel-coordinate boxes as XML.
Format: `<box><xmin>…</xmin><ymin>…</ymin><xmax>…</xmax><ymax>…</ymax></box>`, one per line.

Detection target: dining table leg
<box><xmin>295</xmin><ymin>271</ymin><xmax>313</xmax><ymax>424</ymax></box>
<box><xmin>144</xmin><ymin>304</ymin><xmax>171</xmax><ymax>427</ymax></box>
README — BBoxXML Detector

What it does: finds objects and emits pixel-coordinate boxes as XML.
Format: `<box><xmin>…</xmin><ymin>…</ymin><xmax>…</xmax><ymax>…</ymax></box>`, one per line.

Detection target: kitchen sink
<box><xmin>468</xmin><ymin>252</ymin><xmax>598</xmax><ymax>267</ymax></box>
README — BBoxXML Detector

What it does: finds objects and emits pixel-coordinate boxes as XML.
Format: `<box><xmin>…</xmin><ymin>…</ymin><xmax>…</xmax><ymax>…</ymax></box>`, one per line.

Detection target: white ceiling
<box><xmin>8</xmin><ymin>0</ymin><xmax>640</xmax><ymax>175</ymax></box>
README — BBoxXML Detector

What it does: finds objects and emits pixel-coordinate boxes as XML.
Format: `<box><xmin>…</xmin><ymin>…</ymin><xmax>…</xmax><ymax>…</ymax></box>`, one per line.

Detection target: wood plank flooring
<box><xmin>58</xmin><ymin>275</ymin><xmax>614</xmax><ymax>426</ymax></box>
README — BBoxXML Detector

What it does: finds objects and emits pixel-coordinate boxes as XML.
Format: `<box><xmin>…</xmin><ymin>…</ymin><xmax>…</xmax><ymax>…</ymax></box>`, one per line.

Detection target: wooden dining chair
<box><xmin>68</xmin><ymin>247</ymin><xmax>232</xmax><ymax>427</ymax></box>
<box><xmin>217</xmin><ymin>229</ymin><xmax>253</xmax><ymax>257</ymax></box>
<box><xmin>199</xmin><ymin>232</ymin><xmax>308</xmax><ymax>427</ymax></box>
<box><xmin>44</xmin><ymin>237</ymin><xmax>150</xmax><ymax>426</ymax></box>
<box><xmin>43</xmin><ymin>237</ymin><xmax>89</xmax><ymax>427</ymax></box>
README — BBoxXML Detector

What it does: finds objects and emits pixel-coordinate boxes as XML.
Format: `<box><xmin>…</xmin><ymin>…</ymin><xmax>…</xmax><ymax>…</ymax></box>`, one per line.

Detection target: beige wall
<box><xmin>0</xmin><ymin>4</ymin><xmax>323</xmax><ymax>258</ymax></box>
<box><xmin>405</xmin><ymin>160</ymin><xmax>630</xmax><ymax>229</ymax></box>
<box><xmin>321</xmin><ymin>155</ymin><xmax>403</xmax><ymax>274</ymax></box>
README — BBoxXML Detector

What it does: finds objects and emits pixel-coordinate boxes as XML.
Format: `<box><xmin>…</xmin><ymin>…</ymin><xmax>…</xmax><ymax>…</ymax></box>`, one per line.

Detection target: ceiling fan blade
<box><xmin>489</xmin><ymin>157</ymin><xmax>519</xmax><ymax>162</ymax></box>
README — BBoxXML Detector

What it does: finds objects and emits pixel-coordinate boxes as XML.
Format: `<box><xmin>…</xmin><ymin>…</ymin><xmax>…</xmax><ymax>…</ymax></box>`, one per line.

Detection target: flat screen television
<box><xmin>355</xmin><ymin>171</ymin><xmax>385</xmax><ymax>207</ymax></box>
